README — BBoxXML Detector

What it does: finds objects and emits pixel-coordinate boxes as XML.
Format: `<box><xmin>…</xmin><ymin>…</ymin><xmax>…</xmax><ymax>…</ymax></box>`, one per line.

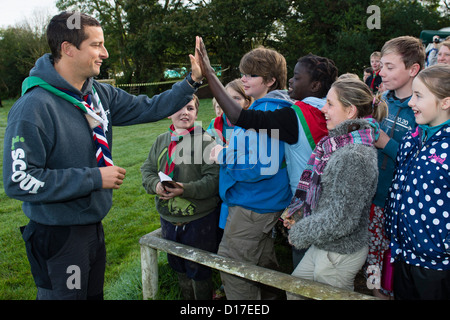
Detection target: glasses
<box><xmin>240</xmin><ymin>73</ymin><xmax>261</xmax><ymax>79</ymax></box>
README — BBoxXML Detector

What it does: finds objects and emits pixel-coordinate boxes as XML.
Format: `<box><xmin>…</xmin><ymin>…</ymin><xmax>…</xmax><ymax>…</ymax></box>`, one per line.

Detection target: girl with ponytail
<box><xmin>284</xmin><ymin>78</ymin><xmax>386</xmax><ymax>295</ymax></box>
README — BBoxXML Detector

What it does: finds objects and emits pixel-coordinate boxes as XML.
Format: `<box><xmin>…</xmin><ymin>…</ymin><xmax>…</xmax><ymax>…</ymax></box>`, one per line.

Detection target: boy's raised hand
<box><xmin>189</xmin><ymin>36</ymin><xmax>203</xmax><ymax>82</ymax></box>
<box><xmin>192</xmin><ymin>36</ymin><xmax>243</xmax><ymax>124</ymax></box>
<box><xmin>192</xmin><ymin>36</ymin><xmax>214</xmax><ymax>78</ymax></box>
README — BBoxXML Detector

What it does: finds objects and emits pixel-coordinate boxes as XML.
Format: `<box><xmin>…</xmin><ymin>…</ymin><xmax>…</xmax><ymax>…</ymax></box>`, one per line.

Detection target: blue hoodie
<box><xmin>218</xmin><ymin>90</ymin><xmax>292</xmax><ymax>214</ymax></box>
<box><xmin>372</xmin><ymin>90</ymin><xmax>417</xmax><ymax>207</ymax></box>
<box><xmin>3</xmin><ymin>54</ymin><xmax>195</xmax><ymax>226</ymax></box>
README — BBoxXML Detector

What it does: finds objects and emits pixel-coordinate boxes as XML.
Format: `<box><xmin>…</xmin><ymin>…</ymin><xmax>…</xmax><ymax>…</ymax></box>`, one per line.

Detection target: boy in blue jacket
<box><xmin>3</xmin><ymin>12</ymin><xmax>202</xmax><ymax>300</ymax></box>
<box><xmin>206</xmin><ymin>44</ymin><xmax>292</xmax><ymax>300</ymax></box>
<box><xmin>366</xmin><ymin>36</ymin><xmax>424</xmax><ymax>299</ymax></box>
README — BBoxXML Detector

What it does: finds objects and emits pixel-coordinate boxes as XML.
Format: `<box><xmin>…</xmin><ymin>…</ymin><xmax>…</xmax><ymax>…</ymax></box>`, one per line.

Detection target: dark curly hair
<box><xmin>297</xmin><ymin>54</ymin><xmax>338</xmax><ymax>98</ymax></box>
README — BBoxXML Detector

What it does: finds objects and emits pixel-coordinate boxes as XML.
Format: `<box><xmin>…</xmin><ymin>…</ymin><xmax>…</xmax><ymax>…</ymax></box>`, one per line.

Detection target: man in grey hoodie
<box><xmin>3</xmin><ymin>12</ymin><xmax>202</xmax><ymax>300</ymax></box>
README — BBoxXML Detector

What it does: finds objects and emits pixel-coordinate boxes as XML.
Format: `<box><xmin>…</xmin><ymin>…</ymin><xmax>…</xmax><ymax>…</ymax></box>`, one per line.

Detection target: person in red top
<box><xmin>365</xmin><ymin>51</ymin><xmax>383</xmax><ymax>93</ymax></box>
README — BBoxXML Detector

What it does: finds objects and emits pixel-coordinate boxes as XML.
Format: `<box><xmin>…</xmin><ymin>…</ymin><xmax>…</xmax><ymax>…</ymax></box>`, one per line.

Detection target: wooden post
<box><xmin>140</xmin><ymin>243</ymin><xmax>158</xmax><ymax>300</ymax></box>
<box><xmin>139</xmin><ymin>228</ymin><xmax>379</xmax><ymax>300</ymax></box>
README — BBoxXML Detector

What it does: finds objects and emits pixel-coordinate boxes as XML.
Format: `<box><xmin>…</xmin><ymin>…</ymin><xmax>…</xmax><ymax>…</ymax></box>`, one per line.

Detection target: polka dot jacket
<box><xmin>385</xmin><ymin>124</ymin><xmax>450</xmax><ymax>270</ymax></box>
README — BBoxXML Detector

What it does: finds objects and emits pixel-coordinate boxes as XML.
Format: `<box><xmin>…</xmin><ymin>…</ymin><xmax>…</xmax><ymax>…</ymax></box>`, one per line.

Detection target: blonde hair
<box><xmin>416</xmin><ymin>64</ymin><xmax>450</xmax><ymax>101</ymax></box>
<box><xmin>338</xmin><ymin>73</ymin><xmax>359</xmax><ymax>80</ymax></box>
<box><xmin>439</xmin><ymin>40</ymin><xmax>450</xmax><ymax>52</ymax></box>
<box><xmin>331</xmin><ymin>78</ymin><xmax>388</xmax><ymax>123</ymax></box>
<box><xmin>370</xmin><ymin>51</ymin><xmax>381</xmax><ymax>59</ymax></box>
<box><xmin>239</xmin><ymin>46</ymin><xmax>287</xmax><ymax>91</ymax></box>
<box><xmin>225</xmin><ymin>79</ymin><xmax>254</xmax><ymax>110</ymax></box>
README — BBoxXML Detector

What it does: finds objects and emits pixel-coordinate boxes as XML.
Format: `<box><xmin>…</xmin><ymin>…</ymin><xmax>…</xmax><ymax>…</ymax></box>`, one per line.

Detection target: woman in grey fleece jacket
<box><xmin>285</xmin><ymin>78</ymin><xmax>387</xmax><ymax>294</ymax></box>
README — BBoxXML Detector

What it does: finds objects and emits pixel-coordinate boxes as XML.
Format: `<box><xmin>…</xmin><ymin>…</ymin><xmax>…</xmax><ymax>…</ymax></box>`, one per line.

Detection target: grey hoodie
<box><xmin>288</xmin><ymin>118</ymin><xmax>378</xmax><ymax>255</ymax></box>
<box><xmin>3</xmin><ymin>54</ymin><xmax>195</xmax><ymax>226</ymax></box>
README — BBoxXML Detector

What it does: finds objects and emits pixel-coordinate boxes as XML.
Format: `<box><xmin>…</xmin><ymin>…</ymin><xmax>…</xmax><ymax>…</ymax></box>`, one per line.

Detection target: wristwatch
<box><xmin>186</xmin><ymin>72</ymin><xmax>203</xmax><ymax>89</ymax></box>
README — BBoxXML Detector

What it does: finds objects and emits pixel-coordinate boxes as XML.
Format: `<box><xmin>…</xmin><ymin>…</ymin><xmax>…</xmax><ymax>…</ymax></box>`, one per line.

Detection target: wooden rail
<box><xmin>139</xmin><ymin>228</ymin><xmax>379</xmax><ymax>300</ymax></box>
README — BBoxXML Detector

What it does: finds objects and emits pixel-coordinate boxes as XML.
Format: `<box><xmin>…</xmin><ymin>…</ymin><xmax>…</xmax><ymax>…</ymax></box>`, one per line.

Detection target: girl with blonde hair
<box><xmin>284</xmin><ymin>77</ymin><xmax>387</xmax><ymax>295</ymax></box>
<box><xmin>385</xmin><ymin>64</ymin><xmax>450</xmax><ymax>299</ymax></box>
<box><xmin>206</xmin><ymin>79</ymin><xmax>253</xmax><ymax>146</ymax></box>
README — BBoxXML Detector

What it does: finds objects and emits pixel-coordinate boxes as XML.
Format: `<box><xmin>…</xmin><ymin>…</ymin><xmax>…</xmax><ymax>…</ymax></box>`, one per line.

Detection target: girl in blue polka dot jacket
<box><xmin>385</xmin><ymin>64</ymin><xmax>450</xmax><ymax>299</ymax></box>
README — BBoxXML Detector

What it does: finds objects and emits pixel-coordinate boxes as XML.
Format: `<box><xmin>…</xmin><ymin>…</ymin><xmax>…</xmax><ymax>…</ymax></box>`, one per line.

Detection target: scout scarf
<box><xmin>369</xmin><ymin>70</ymin><xmax>380</xmax><ymax>90</ymax></box>
<box><xmin>22</xmin><ymin>76</ymin><xmax>113</xmax><ymax>167</ymax></box>
<box><xmin>165</xmin><ymin>124</ymin><xmax>200</xmax><ymax>178</ymax></box>
<box><xmin>211</xmin><ymin>114</ymin><xmax>234</xmax><ymax>145</ymax></box>
<box><xmin>286</xmin><ymin>118</ymin><xmax>380</xmax><ymax>219</ymax></box>
<box><xmin>291</xmin><ymin>101</ymin><xmax>328</xmax><ymax>150</ymax></box>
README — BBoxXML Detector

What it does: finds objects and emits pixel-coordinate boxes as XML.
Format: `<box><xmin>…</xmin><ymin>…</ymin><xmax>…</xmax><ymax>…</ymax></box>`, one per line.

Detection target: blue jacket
<box><xmin>373</xmin><ymin>91</ymin><xmax>417</xmax><ymax>207</ymax></box>
<box><xmin>3</xmin><ymin>54</ymin><xmax>195</xmax><ymax>226</ymax></box>
<box><xmin>385</xmin><ymin>122</ymin><xmax>450</xmax><ymax>270</ymax></box>
<box><xmin>218</xmin><ymin>90</ymin><xmax>292</xmax><ymax>213</ymax></box>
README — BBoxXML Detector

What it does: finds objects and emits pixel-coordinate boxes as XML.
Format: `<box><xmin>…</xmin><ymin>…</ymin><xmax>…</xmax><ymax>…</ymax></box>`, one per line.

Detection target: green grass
<box><xmin>0</xmin><ymin>97</ymin><xmax>218</xmax><ymax>300</ymax></box>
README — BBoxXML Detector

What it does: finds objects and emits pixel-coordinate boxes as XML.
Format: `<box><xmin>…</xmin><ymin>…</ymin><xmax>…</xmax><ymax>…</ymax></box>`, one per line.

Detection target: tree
<box><xmin>2</xmin><ymin>0</ymin><xmax>446</xmax><ymax>99</ymax></box>
<box><xmin>199</xmin><ymin>0</ymin><xmax>291</xmax><ymax>83</ymax></box>
<box><xmin>57</xmin><ymin>0</ymin><xmax>202</xmax><ymax>94</ymax></box>
<box><xmin>57</xmin><ymin>0</ymin><xmax>291</xmax><ymax>89</ymax></box>
<box><xmin>281</xmin><ymin>0</ymin><xmax>447</xmax><ymax>76</ymax></box>
<box><xmin>0</xmin><ymin>27</ymin><xmax>48</xmax><ymax>98</ymax></box>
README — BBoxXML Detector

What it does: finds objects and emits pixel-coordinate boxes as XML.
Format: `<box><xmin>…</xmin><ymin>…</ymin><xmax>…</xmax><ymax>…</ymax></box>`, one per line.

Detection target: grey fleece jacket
<box><xmin>288</xmin><ymin>118</ymin><xmax>378</xmax><ymax>255</ymax></box>
<box><xmin>3</xmin><ymin>54</ymin><xmax>196</xmax><ymax>226</ymax></box>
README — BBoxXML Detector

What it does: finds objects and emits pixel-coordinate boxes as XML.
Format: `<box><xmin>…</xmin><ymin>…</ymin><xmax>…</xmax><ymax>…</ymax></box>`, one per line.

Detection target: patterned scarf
<box><xmin>211</xmin><ymin>114</ymin><xmax>234</xmax><ymax>145</ymax></box>
<box><xmin>21</xmin><ymin>76</ymin><xmax>113</xmax><ymax>167</ymax></box>
<box><xmin>61</xmin><ymin>87</ymin><xmax>113</xmax><ymax>167</ymax></box>
<box><xmin>164</xmin><ymin>124</ymin><xmax>198</xmax><ymax>178</ymax></box>
<box><xmin>286</xmin><ymin>118</ymin><xmax>380</xmax><ymax>219</ymax></box>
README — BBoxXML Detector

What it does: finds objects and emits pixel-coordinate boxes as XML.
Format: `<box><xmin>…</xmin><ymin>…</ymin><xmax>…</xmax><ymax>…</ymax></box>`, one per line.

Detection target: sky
<box><xmin>0</xmin><ymin>0</ymin><xmax>59</xmax><ymax>29</ymax></box>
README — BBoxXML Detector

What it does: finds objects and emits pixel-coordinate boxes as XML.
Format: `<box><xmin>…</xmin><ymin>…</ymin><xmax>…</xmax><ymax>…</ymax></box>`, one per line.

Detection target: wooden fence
<box><xmin>139</xmin><ymin>228</ymin><xmax>379</xmax><ymax>300</ymax></box>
